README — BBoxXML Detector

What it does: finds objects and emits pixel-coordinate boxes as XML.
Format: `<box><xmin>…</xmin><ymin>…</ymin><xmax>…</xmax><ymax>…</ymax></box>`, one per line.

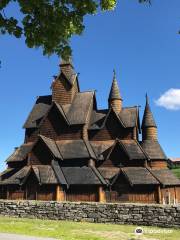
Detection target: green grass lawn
<box><xmin>0</xmin><ymin>216</ymin><xmax>179</xmax><ymax>240</ymax></box>
<box><xmin>172</xmin><ymin>168</ymin><xmax>180</xmax><ymax>179</ymax></box>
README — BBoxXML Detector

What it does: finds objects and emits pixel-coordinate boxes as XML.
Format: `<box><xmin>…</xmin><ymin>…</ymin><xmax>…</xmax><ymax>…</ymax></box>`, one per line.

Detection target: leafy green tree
<box><xmin>0</xmin><ymin>0</ymin><xmax>150</xmax><ymax>58</ymax></box>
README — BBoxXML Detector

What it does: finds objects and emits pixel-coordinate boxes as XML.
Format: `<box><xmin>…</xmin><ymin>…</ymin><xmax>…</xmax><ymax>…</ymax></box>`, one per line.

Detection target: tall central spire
<box><xmin>108</xmin><ymin>70</ymin><xmax>122</xmax><ymax>112</ymax></box>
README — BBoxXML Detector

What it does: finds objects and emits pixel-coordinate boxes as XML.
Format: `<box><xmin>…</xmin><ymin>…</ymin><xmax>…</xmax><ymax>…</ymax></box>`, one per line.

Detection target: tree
<box><xmin>0</xmin><ymin>0</ymin><xmax>151</xmax><ymax>59</ymax></box>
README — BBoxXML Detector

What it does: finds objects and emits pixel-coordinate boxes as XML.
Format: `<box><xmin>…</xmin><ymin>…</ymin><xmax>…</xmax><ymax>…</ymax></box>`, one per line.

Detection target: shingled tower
<box><xmin>142</xmin><ymin>94</ymin><xmax>157</xmax><ymax>141</ymax></box>
<box><xmin>108</xmin><ymin>70</ymin><xmax>122</xmax><ymax>112</ymax></box>
<box><xmin>51</xmin><ymin>58</ymin><xmax>79</xmax><ymax>105</ymax></box>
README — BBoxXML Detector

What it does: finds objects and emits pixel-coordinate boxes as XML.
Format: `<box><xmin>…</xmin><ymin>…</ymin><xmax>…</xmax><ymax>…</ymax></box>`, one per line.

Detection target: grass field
<box><xmin>0</xmin><ymin>216</ymin><xmax>179</xmax><ymax>240</ymax></box>
<box><xmin>172</xmin><ymin>168</ymin><xmax>180</xmax><ymax>179</ymax></box>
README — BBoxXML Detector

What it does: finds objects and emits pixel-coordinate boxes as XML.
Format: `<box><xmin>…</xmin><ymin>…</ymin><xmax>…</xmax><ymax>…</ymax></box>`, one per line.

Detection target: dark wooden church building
<box><xmin>1</xmin><ymin>60</ymin><xmax>180</xmax><ymax>204</ymax></box>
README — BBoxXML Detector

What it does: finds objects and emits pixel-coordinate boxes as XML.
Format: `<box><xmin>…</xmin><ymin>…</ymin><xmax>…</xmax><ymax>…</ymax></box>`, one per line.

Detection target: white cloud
<box><xmin>155</xmin><ymin>88</ymin><xmax>180</xmax><ymax>110</ymax></box>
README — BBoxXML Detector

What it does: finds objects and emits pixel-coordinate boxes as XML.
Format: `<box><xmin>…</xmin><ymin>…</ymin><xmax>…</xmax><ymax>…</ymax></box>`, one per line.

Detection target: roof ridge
<box><xmin>55</xmin><ymin>140</ymin><xmax>64</xmax><ymax>160</ymax></box>
<box><xmin>60</xmin><ymin>166</ymin><xmax>70</xmax><ymax>188</ymax></box>
<box><xmin>54</xmin><ymin>101</ymin><xmax>70</xmax><ymax>125</ymax></box>
<box><xmin>84</xmin><ymin>91</ymin><xmax>95</xmax><ymax>124</ymax></box>
<box><xmin>90</xmin><ymin>166</ymin><xmax>108</xmax><ymax>185</ymax></box>
<box><xmin>100</xmin><ymin>108</ymin><xmax>126</xmax><ymax>129</ymax></box>
<box><xmin>83</xmin><ymin>140</ymin><xmax>97</xmax><ymax>159</ymax></box>
<box><xmin>51</xmin><ymin>159</ymin><xmax>68</xmax><ymax>187</ymax></box>
<box><xmin>39</xmin><ymin>135</ymin><xmax>62</xmax><ymax>160</ymax></box>
<box><xmin>32</xmin><ymin>166</ymin><xmax>41</xmax><ymax>185</ymax></box>
<box><xmin>38</xmin><ymin>101</ymin><xmax>70</xmax><ymax>129</ymax></box>
<box><xmin>118</xmin><ymin>139</ymin><xmax>132</xmax><ymax>160</ymax></box>
<box><xmin>145</xmin><ymin>167</ymin><xmax>161</xmax><ymax>185</ymax></box>
<box><xmin>120</xmin><ymin>168</ymin><xmax>134</xmax><ymax>187</ymax></box>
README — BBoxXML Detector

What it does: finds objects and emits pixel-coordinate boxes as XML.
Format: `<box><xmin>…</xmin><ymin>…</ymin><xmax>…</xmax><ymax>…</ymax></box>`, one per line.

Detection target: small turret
<box><xmin>108</xmin><ymin>70</ymin><xmax>122</xmax><ymax>112</ymax></box>
<box><xmin>142</xmin><ymin>94</ymin><xmax>157</xmax><ymax>140</ymax></box>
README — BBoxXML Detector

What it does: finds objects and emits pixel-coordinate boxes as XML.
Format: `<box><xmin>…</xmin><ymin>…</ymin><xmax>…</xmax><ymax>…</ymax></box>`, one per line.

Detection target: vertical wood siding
<box><xmin>66</xmin><ymin>185</ymin><xmax>98</xmax><ymax>202</ymax></box>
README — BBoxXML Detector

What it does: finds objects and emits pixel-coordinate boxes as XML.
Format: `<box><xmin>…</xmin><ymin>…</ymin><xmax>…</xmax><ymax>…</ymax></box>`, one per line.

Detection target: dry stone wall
<box><xmin>0</xmin><ymin>201</ymin><xmax>179</xmax><ymax>228</ymax></box>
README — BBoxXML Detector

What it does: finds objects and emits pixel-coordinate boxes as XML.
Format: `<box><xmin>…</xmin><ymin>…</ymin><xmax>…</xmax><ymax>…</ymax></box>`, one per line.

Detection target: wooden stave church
<box><xmin>0</xmin><ymin>60</ymin><xmax>180</xmax><ymax>204</ymax></box>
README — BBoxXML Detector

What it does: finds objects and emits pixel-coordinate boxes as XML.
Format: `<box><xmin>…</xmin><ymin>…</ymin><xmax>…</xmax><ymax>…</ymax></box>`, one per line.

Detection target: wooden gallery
<box><xmin>0</xmin><ymin>60</ymin><xmax>180</xmax><ymax>204</ymax></box>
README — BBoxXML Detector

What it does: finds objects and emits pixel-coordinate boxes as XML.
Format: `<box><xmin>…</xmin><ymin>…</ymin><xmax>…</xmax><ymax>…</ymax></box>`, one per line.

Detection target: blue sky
<box><xmin>0</xmin><ymin>0</ymin><xmax>180</xmax><ymax>171</ymax></box>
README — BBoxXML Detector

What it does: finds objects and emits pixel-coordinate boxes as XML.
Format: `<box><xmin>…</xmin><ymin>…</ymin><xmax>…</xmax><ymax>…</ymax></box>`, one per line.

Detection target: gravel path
<box><xmin>0</xmin><ymin>233</ymin><xmax>56</xmax><ymax>240</ymax></box>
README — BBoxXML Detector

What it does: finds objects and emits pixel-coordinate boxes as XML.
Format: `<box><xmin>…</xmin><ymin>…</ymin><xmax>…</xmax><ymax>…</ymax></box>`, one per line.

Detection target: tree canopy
<box><xmin>0</xmin><ymin>0</ymin><xmax>151</xmax><ymax>58</ymax></box>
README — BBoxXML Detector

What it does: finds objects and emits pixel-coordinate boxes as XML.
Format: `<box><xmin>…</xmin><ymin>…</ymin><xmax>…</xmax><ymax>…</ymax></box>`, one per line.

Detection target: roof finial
<box><xmin>146</xmin><ymin>93</ymin><xmax>149</xmax><ymax>105</ymax></box>
<box><xmin>113</xmin><ymin>69</ymin><xmax>116</xmax><ymax>80</ymax></box>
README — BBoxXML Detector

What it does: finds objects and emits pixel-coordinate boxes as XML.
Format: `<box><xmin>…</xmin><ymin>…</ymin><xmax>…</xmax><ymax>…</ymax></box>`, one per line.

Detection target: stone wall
<box><xmin>0</xmin><ymin>200</ymin><xmax>179</xmax><ymax>228</ymax></box>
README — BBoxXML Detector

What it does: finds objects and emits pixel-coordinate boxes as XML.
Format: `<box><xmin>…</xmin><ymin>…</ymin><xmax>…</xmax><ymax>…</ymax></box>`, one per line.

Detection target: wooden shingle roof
<box><xmin>38</xmin><ymin>136</ymin><xmax>97</xmax><ymax>160</ymax></box>
<box><xmin>0</xmin><ymin>166</ymin><xmax>31</xmax><ymax>185</ymax></box>
<box><xmin>65</xmin><ymin>91</ymin><xmax>94</xmax><ymax>125</ymax></box>
<box><xmin>0</xmin><ymin>165</ymin><xmax>58</xmax><ymax>185</ymax></box>
<box><xmin>119</xmin><ymin>107</ymin><xmax>138</xmax><ymax>128</ymax></box>
<box><xmin>51</xmin><ymin>160</ymin><xmax>67</xmax><ymax>186</ymax></box>
<box><xmin>121</xmin><ymin>167</ymin><xmax>159</xmax><ymax>185</ymax></box>
<box><xmin>90</xmin><ymin>141</ymin><xmax>113</xmax><ymax>160</ymax></box>
<box><xmin>61</xmin><ymin>166</ymin><xmax>102</xmax><ymax>185</ymax></box>
<box><xmin>98</xmin><ymin>167</ymin><xmax>120</xmax><ymax>180</ymax></box>
<box><xmin>119</xmin><ymin>140</ymin><xmax>147</xmax><ymax>160</ymax></box>
<box><xmin>37</xmin><ymin>165</ymin><xmax>58</xmax><ymax>184</ymax></box>
<box><xmin>106</xmin><ymin>140</ymin><xmax>147</xmax><ymax>161</ymax></box>
<box><xmin>142</xmin><ymin>95</ymin><xmax>157</xmax><ymax>128</ymax></box>
<box><xmin>108</xmin><ymin>71</ymin><xmax>122</xmax><ymax>101</ymax></box>
<box><xmin>39</xmin><ymin>135</ymin><xmax>61</xmax><ymax>159</ymax></box>
<box><xmin>56</xmin><ymin>139</ymin><xmax>96</xmax><ymax>159</ymax></box>
<box><xmin>23</xmin><ymin>96</ymin><xmax>51</xmax><ymax>129</ymax></box>
<box><xmin>149</xmin><ymin>169</ymin><xmax>180</xmax><ymax>186</ymax></box>
<box><xmin>6</xmin><ymin>142</ymin><xmax>34</xmax><ymax>163</ymax></box>
<box><xmin>140</xmin><ymin>140</ymin><xmax>167</xmax><ymax>160</ymax></box>
<box><xmin>89</xmin><ymin>107</ymin><xmax>138</xmax><ymax>130</ymax></box>
<box><xmin>89</xmin><ymin>110</ymin><xmax>107</xmax><ymax>130</ymax></box>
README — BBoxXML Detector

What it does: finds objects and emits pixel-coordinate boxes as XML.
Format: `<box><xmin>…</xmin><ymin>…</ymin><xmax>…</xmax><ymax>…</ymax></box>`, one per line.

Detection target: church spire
<box><xmin>142</xmin><ymin>94</ymin><xmax>157</xmax><ymax>140</ymax></box>
<box><xmin>108</xmin><ymin>70</ymin><xmax>122</xmax><ymax>112</ymax></box>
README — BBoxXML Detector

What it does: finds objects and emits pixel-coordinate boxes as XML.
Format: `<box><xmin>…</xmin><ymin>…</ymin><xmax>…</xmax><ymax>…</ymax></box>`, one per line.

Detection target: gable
<box><xmin>30</xmin><ymin>139</ymin><xmax>53</xmax><ymax>165</ymax></box>
<box><xmin>99</xmin><ymin>140</ymin><xmax>147</xmax><ymax>168</ymax></box>
<box><xmin>106</xmin><ymin>112</ymin><xmax>133</xmax><ymax>139</ymax></box>
<box><xmin>100</xmin><ymin>143</ymin><xmax>129</xmax><ymax>167</ymax></box>
<box><xmin>39</xmin><ymin>104</ymin><xmax>68</xmax><ymax>138</ymax></box>
<box><xmin>89</xmin><ymin>111</ymin><xmax>133</xmax><ymax>141</ymax></box>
